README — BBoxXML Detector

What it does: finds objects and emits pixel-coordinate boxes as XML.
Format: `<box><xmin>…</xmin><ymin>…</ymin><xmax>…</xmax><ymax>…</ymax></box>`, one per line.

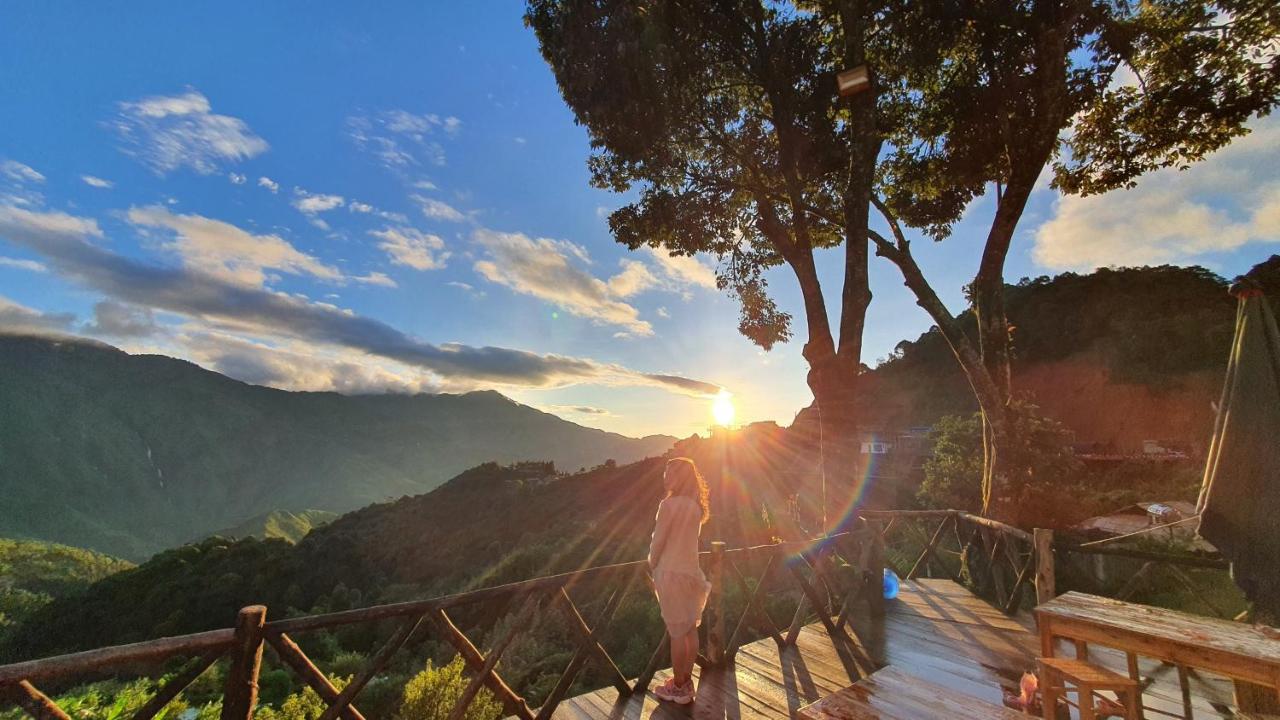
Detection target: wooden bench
<box><xmin>1038</xmin><ymin>657</ymin><xmax>1141</xmax><ymax>720</ymax></box>
<box><xmin>798</xmin><ymin>665</ymin><xmax>1028</xmax><ymax>719</ymax></box>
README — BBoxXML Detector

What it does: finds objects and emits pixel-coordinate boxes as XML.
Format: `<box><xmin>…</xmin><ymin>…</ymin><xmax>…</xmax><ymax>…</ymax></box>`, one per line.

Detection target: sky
<box><xmin>1</xmin><ymin>4</ymin><xmax>1277</xmax><ymax>438</ymax></box>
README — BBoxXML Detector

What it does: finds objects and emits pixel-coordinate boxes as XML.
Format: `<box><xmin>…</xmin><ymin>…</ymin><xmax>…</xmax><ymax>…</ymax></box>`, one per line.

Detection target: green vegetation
<box><xmin>0</xmin><ymin>265</ymin><xmax>1257</xmax><ymax>714</ymax></box>
<box><xmin>0</xmin><ymin>538</ymin><xmax>132</xmax><ymax>636</ymax></box>
<box><xmin>0</xmin><ymin>334</ymin><xmax>674</xmax><ymax>559</ymax></box>
<box><xmin>919</xmin><ymin>404</ymin><xmax>1081</xmax><ymax>527</ymax></box>
<box><xmin>207</xmin><ymin>510</ymin><xmax>339</xmax><ymax>544</ymax></box>
<box><xmin>865</xmin><ymin>266</ymin><xmax>1235</xmax><ymax>423</ymax></box>
<box><xmin>398</xmin><ymin>658</ymin><xmax>501</xmax><ymax>720</ymax></box>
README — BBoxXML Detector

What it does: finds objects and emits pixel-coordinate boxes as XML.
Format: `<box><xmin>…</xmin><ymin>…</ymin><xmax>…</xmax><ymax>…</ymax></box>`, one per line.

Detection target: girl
<box><xmin>648</xmin><ymin>457</ymin><xmax>711</xmax><ymax>705</ymax></box>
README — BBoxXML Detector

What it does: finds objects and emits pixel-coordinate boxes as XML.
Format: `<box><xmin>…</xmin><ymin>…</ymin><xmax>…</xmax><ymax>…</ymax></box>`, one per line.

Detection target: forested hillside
<box><xmin>853</xmin><ymin>265</ymin><xmax>1235</xmax><ymax>452</ymax></box>
<box><xmin>203</xmin><ymin>510</ymin><xmax>339</xmax><ymax>544</ymax></box>
<box><xmin>0</xmin><ymin>265</ymin><xmax>1245</xmax><ymax>664</ymax></box>
<box><xmin>0</xmin><ymin>539</ymin><xmax>133</xmax><ymax>636</ymax></box>
<box><xmin>0</xmin><ymin>335</ymin><xmax>674</xmax><ymax>559</ymax></box>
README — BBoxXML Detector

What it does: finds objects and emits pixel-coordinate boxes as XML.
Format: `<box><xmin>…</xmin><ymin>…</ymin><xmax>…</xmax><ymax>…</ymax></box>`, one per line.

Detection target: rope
<box><xmin>815</xmin><ymin>395</ymin><xmax>828</xmax><ymax>534</ymax></box>
<box><xmin>1076</xmin><ymin>515</ymin><xmax>1201</xmax><ymax>548</ymax></box>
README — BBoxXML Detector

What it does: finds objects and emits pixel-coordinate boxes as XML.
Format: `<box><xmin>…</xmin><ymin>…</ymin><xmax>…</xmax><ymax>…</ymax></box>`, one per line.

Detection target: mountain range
<box><xmin>1</xmin><ymin>264</ymin><xmax>1250</xmax><ymax>664</ymax></box>
<box><xmin>0</xmin><ymin>335</ymin><xmax>674</xmax><ymax>559</ymax></box>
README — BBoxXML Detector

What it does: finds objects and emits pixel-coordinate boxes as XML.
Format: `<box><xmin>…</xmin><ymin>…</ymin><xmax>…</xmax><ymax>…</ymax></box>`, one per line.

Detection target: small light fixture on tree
<box><xmin>836</xmin><ymin>65</ymin><xmax>870</xmax><ymax>97</ymax></box>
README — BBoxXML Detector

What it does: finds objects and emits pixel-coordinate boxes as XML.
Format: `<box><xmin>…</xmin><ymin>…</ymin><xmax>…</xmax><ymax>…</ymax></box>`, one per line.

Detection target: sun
<box><xmin>711</xmin><ymin>388</ymin><xmax>736</xmax><ymax>427</ymax></box>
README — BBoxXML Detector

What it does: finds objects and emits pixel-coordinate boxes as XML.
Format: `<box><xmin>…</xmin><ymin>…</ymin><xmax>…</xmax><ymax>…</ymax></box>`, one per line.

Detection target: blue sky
<box><xmin>1</xmin><ymin>3</ymin><xmax>1277</xmax><ymax>437</ymax></box>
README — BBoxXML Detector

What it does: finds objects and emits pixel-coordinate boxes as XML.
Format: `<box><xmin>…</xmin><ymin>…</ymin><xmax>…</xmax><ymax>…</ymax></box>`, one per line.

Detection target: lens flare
<box><xmin>711</xmin><ymin>388</ymin><xmax>735</xmax><ymax>426</ymax></box>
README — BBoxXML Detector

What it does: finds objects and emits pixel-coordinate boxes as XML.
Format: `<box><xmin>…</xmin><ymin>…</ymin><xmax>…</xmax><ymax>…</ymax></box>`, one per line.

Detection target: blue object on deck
<box><xmin>883</xmin><ymin>568</ymin><xmax>901</xmax><ymax>600</ymax></box>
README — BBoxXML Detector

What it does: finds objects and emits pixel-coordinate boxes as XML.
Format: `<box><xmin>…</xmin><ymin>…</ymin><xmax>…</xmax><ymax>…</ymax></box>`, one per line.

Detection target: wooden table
<box><xmin>798</xmin><ymin>666</ymin><xmax>1028</xmax><ymax>719</ymax></box>
<box><xmin>1035</xmin><ymin>592</ymin><xmax>1280</xmax><ymax>701</ymax></box>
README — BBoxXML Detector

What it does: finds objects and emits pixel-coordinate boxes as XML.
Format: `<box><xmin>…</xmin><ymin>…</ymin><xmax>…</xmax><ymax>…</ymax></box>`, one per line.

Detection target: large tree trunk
<box><xmin>829</xmin><ymin>0</ymin><xmax>879</xmax><ymax>525</ymax></box>
<box><xmin>762</xmin><ymin>206</ymin><xmax>862</xmax><ymax>533</ymax></box>
<box><xmin>806</xmin><ymin>358</ymin><xmax>861</xmax><ymax>531</ymax></box>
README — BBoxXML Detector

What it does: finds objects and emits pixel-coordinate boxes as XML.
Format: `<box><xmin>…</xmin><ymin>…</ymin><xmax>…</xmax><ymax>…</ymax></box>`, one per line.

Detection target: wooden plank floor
<box><xmin>544</xmin><ymin>579</ymin><xmax>1241</xmax><ymax>719</ymax></box>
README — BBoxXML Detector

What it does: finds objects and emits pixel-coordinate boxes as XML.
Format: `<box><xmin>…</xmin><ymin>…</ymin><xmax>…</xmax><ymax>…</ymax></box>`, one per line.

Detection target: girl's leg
<box><xmin>669</xmin><ymin>629</ymin><xmax>689</xmax><ymax>685</ymax></box>
<box><xmin>675</xmin><ymin>629</ymin><xmax>698</xmax><ymax>686</ymax></box>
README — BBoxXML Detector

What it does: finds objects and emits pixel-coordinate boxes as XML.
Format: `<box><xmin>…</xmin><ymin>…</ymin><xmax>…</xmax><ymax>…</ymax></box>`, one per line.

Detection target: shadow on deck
<box><xmin>549</xmin><ymin>579</ymin><xmax>1238</xmax><ymax>719</ymax></box>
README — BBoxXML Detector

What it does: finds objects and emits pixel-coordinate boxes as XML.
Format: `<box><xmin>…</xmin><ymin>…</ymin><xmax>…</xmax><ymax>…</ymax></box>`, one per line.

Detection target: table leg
<box><xmin>1123</xmin><ymin>685</ymin><xmax>1142</xmax><ymax>720</ymax></box>
<box><xmin>1040</xmin><ymin>619</ymin><xmax>1055</xmax><ymax>658</ymax></box>
<box><xmin>1039</xmin><ymin>663</ymin><xmax>1058</xmax><ymax>720</ymax></box>
<box><xmin>1079</xmin><ymin>682</ymin><xmax>1096</xmax><ymax>720</ymax></box>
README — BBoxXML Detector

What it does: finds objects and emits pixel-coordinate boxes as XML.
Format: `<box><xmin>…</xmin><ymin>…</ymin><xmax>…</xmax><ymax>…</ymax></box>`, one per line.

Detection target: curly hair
<box><xmin>665</xmin><ymin>457</ymin><xmax>710</xmax><ymax>526</ymax></box>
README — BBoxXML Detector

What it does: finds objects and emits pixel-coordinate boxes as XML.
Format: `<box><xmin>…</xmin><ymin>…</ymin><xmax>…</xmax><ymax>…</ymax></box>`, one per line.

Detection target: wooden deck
<box><xmin>546</xmin><ymin>579</ymin><xmax>1241</xmax><ymax>719</ymax></box>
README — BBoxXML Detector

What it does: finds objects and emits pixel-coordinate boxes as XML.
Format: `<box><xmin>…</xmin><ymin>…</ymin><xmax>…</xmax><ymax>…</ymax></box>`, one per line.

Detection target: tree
<box><xmin>865</xmin><ymin>0</ymin><xmax>1278</xmax><ymax>518</ymax></box>
<box><xmin>524</xmin><ymin>0</ymin><xmax>914</xmax><ymax>505</ymax></box>
<box><xmin>919</xmin><ymin>404</ymin><xmax>1081</xmax><ymax>527</ymax></box>
<box><xmin>399</xmin><ymin>657</ymin><xmax>502</xmax><ymax>720</ymax></box>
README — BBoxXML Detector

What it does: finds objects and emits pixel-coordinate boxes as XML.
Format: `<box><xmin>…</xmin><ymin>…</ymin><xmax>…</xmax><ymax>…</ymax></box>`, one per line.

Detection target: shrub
<box><xmin>399</xmin><ymin>657</ymin><xmax>502</xmax><ymax>720</ymax></box>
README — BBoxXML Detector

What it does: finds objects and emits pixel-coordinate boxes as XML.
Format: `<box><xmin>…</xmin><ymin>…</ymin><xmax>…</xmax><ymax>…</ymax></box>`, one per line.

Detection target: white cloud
<box><xmin>112</xmin><ymin>89</ymin><xmax>268</xmax><ymax>175</ymax></box>
<box><xmin>371</xmin><ymin>227</ymin><xmax>449</xmax><ymax>270</ymax></box>
<box><xmin>413</xmin><ymin>180</ymin><xmax>438</xmax><ymax>191</ymax></box>
<box><xmin>1034</xmin><ymin>117</ymin><xmax>1280</xmax><ymax>270</ymax></box>
<box><xmin>127</xmin><ymin>205</ymin><xmax>343</xmax><ymax>287</ymax></box>
<box><xmin>472</xmin><ymin>228</ymin><xmax>654</xmax><ymax>337</ymax></box>
<box><xmin>644</xmin><ymin>247</ymin><xmax>718</xmax><ymax>292</ymax></box>
<box><xmin>657</xmin><ymin>306</ymin><xmax>670</xmax><ymax>319</ymax></box>
<box><xmin>292</xmin><ymin>187</ymin><xmax>345</xmax><ymax>214</ymax></box>
<box><xmin>607</xmin><ymin>259</ymin><xmax>658</xmax><ymax>298</ymax></box>
<box><xmin>514</xmin><ymin>137</ymin><xmax>527</xmax><ymax>145</ymax></box>
<box><xmin>0</xmin><ymin>294</ymin><xmax>74</xmax><ymax>334</ymax></box>
<box><xmin>81</xmin><ymin>175</ymin><xmax>114</xmax><ymax>189</ymax></box>
<box><xmin>85</xmin><ymin>300</ymin><xmax>158</xmax><ymax>338</ymax></box>
<box><xmin>0</xmin><ymin>256</ymin><xmax>47</xmax><ymax>272</ymax></box>
<box><xmin>548</xmin><ymin>404</ymin><xmax>612</xmax><ymax>417</ymax></box>
<box><xmin>1</xmin><ymin>160</ymin><xmax>45</xmax><ymax>184</ymax></box>
<box><xmin>446</xmin><ymin>281</ymin><xmax>484</xmax><ymax>298</ymax></box>
<box><xmin>228</xmin><ymin>172</ymin><xmax>247</xmax><ymax>185</ymax></box>
<box><xmin>349</xmin><ymin>201</ymin><xmax>373</xmax><ymax>213</ymax></box>
<box><xmin>174</xmin><ymin>329</ymin><xmax>440</xmax><ymax>395</ymax></box>
<box><xmin>258</xmin><ymin>176</ymin><xmax>279</xmax><ymax>193</ymax></box>
<box><xmin>347</xmin><ymin>110</ymin><xmax>458</xmax><ymax>170</ymax></box>
<box><xmin>0</xmin><ymin>205</ymin><xmax>720</xmax><ymax>396</ymax></box>
<box><xmin>352</xmin><ymin>271</ymin><xmax>397</xmax><ymax>288</ymax></box>
<box><xmin>414</xmin><ymin>195</ymin><xmax>465</xmax><ymax>222</ymax></box>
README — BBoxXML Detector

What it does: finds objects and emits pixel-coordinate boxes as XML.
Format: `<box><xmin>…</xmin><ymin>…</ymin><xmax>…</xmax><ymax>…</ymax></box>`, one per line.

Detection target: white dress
<box><xmin>648</xmin><ymin>495</ymin><xmax>711</xmax><ymax>637</ymax></box>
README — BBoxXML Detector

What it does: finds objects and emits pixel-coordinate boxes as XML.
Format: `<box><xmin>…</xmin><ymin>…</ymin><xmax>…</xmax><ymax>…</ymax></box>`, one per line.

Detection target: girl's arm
<box><xmin>648</xmin><ymin>499</ymin><xmax>671</xmax><ymax>570</ymax></box>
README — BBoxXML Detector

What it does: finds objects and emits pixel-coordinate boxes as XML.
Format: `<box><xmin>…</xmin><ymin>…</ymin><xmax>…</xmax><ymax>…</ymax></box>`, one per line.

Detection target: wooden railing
<box><xmin>0</xmin><ymin>509</ymin><xmax>1233</xmax><ymax>719</ymax></box>
<box><xmin>858</xmin><ymin>509</ymin><xmax>1234</xmax><ymax>619</ymax></box>
<box><xmin>0</xmin><ymin>525</ymin><xmax>888</xmax><ymax>720</ymax></box>
<box><xmin>1050</xmin><ymin>536</ymin><xmax>1237</xmax><ymax>620</ymax></box>
<box><xmin>861</xmin><ymin>509</ymin><xmax>1044</xmax><ymax>615</ymax></box>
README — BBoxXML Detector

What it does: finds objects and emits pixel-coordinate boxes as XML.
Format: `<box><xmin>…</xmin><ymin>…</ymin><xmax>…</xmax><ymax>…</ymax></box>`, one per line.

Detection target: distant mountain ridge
<box><xmin>203</xmin><ymin>509</ymin><xmax>339</xmax><ymax>544</ymax></box>
<box><xmin>0</xmin><ymin>334</ymin><xmax>675</xmax><ymax>559</ymax></box>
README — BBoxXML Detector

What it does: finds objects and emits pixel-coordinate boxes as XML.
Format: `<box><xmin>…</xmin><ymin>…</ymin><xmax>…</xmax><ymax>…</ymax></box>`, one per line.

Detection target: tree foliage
<box><xmin>399</xmin><ymin>657</ymin><xmax>502</xmax><ymax>720</ymax></box>
<box><xmin>919</xmin><ymin>403</ymin><xmax>1082</xmax><ymax>520</ymax></box>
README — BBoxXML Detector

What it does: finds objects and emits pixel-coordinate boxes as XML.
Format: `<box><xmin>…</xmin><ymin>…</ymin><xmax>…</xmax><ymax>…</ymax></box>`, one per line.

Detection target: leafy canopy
<box><xmin>879</xmin><ymin>0</ymin><xmax>1280</xmax><ymax>237</ymax></box>
<box><xmin>526</xmin><ymin>0</ymin><xmax>919</xmax><ymax>349</ymax></box>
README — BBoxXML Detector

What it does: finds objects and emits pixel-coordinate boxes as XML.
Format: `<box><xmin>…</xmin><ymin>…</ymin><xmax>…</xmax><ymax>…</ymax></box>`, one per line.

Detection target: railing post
<box><xmin>865</xmin><ymin>520</ymin><xmax>885</xmax><ymax>621</ymax></box>
<box><xmin>1034</xmin><ymin>529</ymin><xmax>1056</xmax><ymax>605</ymax></box>
<box><xmin>706</xmin><ymin>541</ymin><xmax>727</xmax><ymax>665</ymax></box>
<box><xmin>221</xmin><ymin>605</ymin><xmax>266</xmax><ymax>720</ymax></box>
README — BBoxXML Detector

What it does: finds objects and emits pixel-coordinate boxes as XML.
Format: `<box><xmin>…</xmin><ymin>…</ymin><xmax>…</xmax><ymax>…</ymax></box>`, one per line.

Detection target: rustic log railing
<box><xmin>1050</xmin><ymin>536</ymin><xmax>1236</xmax><ymax>620</ymax></box>
<box><xmin>0</xmin><ymin>508</ymin><xmax>1235</xmax><ymax>719</ymax></box>
<box><xmin>861</xmin><ymin>509</ymin><xmax>1042</xmax><ymax>615</ymax></box>
<box><xmin>858</xmin><ymin>509</ymin><xmax>1234</xmax><ymax>618</ymax></box>
<box><xmin>0</xmin><ymin>523</ymin><xmax>888</xmax><ymax>720</ymax></box>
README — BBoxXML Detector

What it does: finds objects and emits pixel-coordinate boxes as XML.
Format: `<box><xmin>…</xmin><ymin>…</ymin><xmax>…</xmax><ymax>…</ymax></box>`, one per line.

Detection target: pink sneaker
<box><xmin>653</xmin><ymin>677</ymin><xmax>679</xmax><ymax>702</ymax></box>
<box><xmin>668</xmin><ymin>680</ymin><xmax>695</xmax><ymax>705</ymax></box>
